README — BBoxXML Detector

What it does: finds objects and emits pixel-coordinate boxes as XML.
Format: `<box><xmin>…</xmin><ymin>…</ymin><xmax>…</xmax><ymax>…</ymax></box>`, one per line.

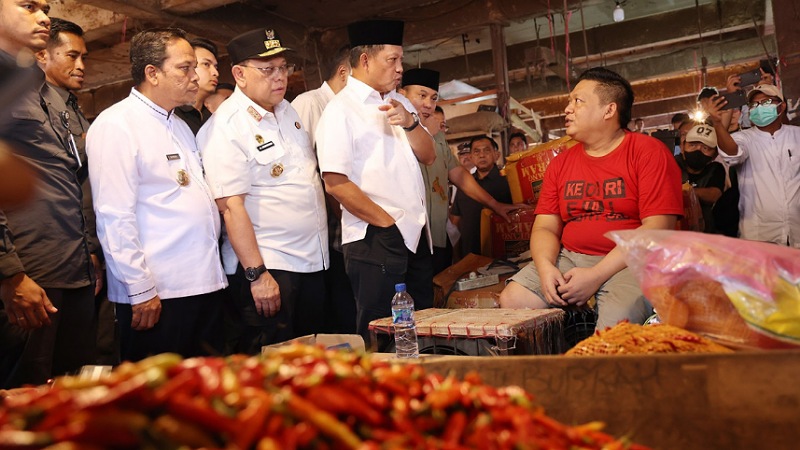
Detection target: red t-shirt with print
<box><xmin>534</xmin><ymin>131</ymin><xmax>683</xmax><ymax>255</ymax></box>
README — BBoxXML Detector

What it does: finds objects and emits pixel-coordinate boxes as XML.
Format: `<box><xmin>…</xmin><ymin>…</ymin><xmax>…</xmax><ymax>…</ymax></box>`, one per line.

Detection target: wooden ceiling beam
<box><xmin>160</xmin><ymin>0</ymin><xmax>241</xmax><ymax>14</ymax></box>
<box><xmin>47</xmin><ymin>0</ymin><xmax>126</xmax><ymax>36</ymax></box>
<box><xmin>78</xmin><ymin>0</ymin><xmax>306</xmax><ymax>44</ymax></box>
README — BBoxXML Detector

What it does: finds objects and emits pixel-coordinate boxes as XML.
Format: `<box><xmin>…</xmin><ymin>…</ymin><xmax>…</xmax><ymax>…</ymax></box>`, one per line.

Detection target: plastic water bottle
<box><xmin>391</xmin><ymin>283</ymin><xmax>419</xmax><ymax>358</ymax></box>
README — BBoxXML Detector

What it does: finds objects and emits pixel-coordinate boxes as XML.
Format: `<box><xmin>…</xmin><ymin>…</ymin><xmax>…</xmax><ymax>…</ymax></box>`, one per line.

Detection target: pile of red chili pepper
<box><xmin>0</xmin><ymin>344</ymin><xmax>649</xmax><ymax>449</ymax></box>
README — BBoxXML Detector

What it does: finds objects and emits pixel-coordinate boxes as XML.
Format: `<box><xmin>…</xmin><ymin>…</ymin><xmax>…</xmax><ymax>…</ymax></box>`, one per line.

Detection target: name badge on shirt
<box><xmin>257</xmin><ymin>141</ymin><xmax>275</xmax><ymax>152</ymax></box>
<box><xmin>166</xmin><ymin>153</ymin><xmax>181</xmax><ymax>161</ymax></box>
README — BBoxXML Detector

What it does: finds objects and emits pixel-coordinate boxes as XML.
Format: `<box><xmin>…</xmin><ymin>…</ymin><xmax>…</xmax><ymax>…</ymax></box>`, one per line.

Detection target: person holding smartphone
<box><xmin>703</xmin><ymin>84</ymin><xmax>800</xmax><ymax>248</ymax></box>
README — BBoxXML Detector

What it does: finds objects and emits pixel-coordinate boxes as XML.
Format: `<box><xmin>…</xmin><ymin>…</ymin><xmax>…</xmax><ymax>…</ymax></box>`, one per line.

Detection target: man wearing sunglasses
<box><xmin>705</xmin><ymin>84</ymin><xmax>800</xmax><ymax>247</ymax></box>
<box><xmin>198</xmin><ymin>28</ymin><xmax>329</xmax><ymax>353</ymax></box>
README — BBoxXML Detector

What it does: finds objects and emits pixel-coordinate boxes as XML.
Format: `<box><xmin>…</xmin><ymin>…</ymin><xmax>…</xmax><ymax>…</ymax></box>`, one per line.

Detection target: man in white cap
<box><xmin>675</xmin><ymin>124</ymin><xmax>726</xmax><ymax>233</ymax></box>
<box><xmin>316</xmin><ymin>19</ymin><xmax>435</xmax><ymax>342</ymax></box>
<box><xmin>705</xmin><ymin>84</ymin><xmax>800</xmax><ymax>247</ymax></box>
<box><xmin>198</xmin><ymin>28</ymin><xmax>329</xmax><ymax>352</ymax></box>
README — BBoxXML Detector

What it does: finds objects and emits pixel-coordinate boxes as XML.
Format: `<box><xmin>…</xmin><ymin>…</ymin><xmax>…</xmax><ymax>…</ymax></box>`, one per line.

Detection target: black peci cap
<box><xmin>402</xmin><ymin>68</ymin><xmax>440</xmax><ymax>92</ymax></box>
<box><xmin>348</xmin><ymin>20</ymin><xmax>404</xmax><ymax>46</ymax></box>
<box><xmin>227</xmin><ymin>28</ymin><xmax>292</xmax><ymax>65</ymax></box>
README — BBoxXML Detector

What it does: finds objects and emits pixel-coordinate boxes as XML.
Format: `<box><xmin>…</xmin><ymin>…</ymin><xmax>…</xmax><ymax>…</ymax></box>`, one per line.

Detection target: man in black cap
<box><xmin>198</xmin><ymin>28</ymin><xmax>329</xmax><ymax>353</ymax></box>
<box><xmin>316</xmin><ymin>20</ymin><xmax>436</xmax><ymax>343</ymax></box>
<box><xmin>400</xmin><ymin>68</ymin><xmax>521</xmax><ymax>274</ymax></box>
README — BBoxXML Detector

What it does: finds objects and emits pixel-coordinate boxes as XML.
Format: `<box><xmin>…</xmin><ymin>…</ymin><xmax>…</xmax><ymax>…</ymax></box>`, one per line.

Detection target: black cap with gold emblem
<box><xmin>227</xmin><ymin>28</ymin><xmax>292</xmax><ymax>65</ymax></box>
<box><xmin>347</xmin><ymin>20</ymin><xmax>404</xmax><ymax>47</ymax></box>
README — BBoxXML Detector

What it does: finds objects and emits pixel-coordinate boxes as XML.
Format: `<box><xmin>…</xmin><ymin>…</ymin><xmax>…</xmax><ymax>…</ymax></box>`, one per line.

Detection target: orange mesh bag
<box><xmin>566</xmin><ymin>322</ymin><xmax>732</xmax><ymax>356</ymax></box>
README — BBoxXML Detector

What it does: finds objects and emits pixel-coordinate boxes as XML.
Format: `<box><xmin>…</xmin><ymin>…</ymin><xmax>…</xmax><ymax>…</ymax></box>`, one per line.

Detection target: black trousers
<box><xmin>115</xmin><ymin>290</ymin><xmax>224</xmax><ymax>362</ymax></box>
<box><xmin>343</xmin><ymin>224</ymin><xmax>433</xmax><ymax>345</ymax></box>
<box><xmin>1</xmin><ymin>285</ymin><xmax>95</xmax><ymax>388</ymax></box>
<box><xmin>432</xmin><ymin>240</ymin><xmax>454</xmax><ymax>277</ymax></box>
<box><xmin>323</xmin><ymin>249</ymin><xmax>357</xmax><ymax>334</ymax></box>
<box><xmin>226</xmin><ymin>266</ymin><xmax>326</xmax><ymax>355</ymax></box>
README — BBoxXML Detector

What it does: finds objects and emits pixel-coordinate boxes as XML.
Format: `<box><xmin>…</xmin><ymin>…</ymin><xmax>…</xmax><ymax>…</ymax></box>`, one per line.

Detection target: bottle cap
<box><xmin>395</xmin><ymin>283</ymin><xmax>407</xmax><ymax>292</ymax></box>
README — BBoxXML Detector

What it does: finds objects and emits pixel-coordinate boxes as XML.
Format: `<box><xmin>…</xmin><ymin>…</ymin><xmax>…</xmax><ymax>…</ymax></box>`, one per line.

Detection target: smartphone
<box><xmin>721</xmin><ymin>90</ymin><xmax>747</xmax><ymax>110</ymax></box>
<box><xmin>737</xmin><ymin>69</ymin><xmax>761</xmax><ymax>87</ymax></box>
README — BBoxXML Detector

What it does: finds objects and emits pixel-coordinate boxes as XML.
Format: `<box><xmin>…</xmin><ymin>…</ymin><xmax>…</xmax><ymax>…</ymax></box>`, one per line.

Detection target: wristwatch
<box><xmin>402</xmin><ymin>112</ymin><xmax>420</xmax><ymax>132</ymax></box>
<box><xmin>244</xmin><ymin>264</ymin><xmax>267</xmax><ymax>282</ymax></box>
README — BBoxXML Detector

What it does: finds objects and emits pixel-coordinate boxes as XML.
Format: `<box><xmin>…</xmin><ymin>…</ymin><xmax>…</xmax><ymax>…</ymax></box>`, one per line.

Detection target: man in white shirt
<box><xmin>292</xmin><ymin>46</ymin><xmax>350</xmax><ymax>145</ymax></box>
<box><xmin>705</xmin><ymin>84</ymin><xmax>800</xmax><ymax>247</ymax></box>
<box><xmin>316</xmin><ymin>20</ymin><xmax>436</xmax><ymax>342</ymax></box>
<box><xmin>86</xmin><ymin>28</ymin><xmax>227</xmax><ymax>361</ymax></box>
<box><xmin>198</xmin><ymin>28</ymin><xmax>329</xmax><ymax>353</ymax></box>
<box><xmin>291</xmin><ymin>46</ymin><xmax>356</xmax><ymax>334</ymax></box>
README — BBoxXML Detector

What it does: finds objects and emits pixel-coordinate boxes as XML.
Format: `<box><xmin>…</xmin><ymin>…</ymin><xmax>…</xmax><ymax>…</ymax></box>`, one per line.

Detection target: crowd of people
<box><xmin>0</xmin><ymin>0</ymin><xmax>797</xmax><ymax>389</ymax></box>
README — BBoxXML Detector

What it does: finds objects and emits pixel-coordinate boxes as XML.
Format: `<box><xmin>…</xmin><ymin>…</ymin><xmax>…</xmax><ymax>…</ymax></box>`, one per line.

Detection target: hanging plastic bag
<box><xmin>607</xmin><ymin>229</ymin><xmax>800</xmax><ymax>349</ymax></box>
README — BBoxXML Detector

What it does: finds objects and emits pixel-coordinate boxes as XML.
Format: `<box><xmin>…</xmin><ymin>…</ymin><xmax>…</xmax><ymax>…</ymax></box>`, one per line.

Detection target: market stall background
<box><xmin>48</xmin><ymin>0</ymin><xmax>798</xmax><ymax>143</ymax></box>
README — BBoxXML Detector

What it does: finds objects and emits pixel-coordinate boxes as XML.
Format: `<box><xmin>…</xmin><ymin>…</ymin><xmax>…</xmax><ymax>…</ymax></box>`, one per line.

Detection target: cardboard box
<box><xmin>369</xmin><ymin>308</ymin><xmax>566</xmax><ymax>356</ymax></box>
<box><xmin>433</xmin><ymin>253</ymin><xmax>497</xmax><ymax>307</ymax></box>
<box><xmin>504</xmin><ymin>136</ymin><xmax>577</xmax><ymax>204</ymax></box>
<box><xmin>481</xmin><ymin>208</ymin><xmax>537</xmax><ymax>259</ymax></box>
<box><xmin>433</xmin><ymin>253</ymin><xmax>509</xmax><ymax>309</ymax></box>
<box><xmin>263</xmin><ymin>334</ymin><xmax>365</xmax><ymax>354</ymax></box>
<box><xmin>421</xmin><ymin>350</ymin><xmax>800</xmax><ymax>450</ymax></box>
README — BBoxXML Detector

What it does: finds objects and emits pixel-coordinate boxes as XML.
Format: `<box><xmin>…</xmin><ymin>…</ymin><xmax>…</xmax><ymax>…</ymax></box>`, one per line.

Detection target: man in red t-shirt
<box><xmin>499</xmin><ymin>67</ymin><xmax>683</xmax><ymax>330</ymax></box>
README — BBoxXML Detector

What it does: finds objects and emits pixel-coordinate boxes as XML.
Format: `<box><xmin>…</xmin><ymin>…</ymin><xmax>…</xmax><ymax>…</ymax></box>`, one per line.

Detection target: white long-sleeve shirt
<box><xmin>316</xmin><ymin>76</ymin><xmax>431</xmax><ymax>252</ymax></box>
<box><xmin>723</xmin><ymin>124</ymin><xmax>800</xmax><ymax>247</ymax></box>
<box><xmin>86</xmin><ymin>88</ymin><xmax>226</xmax><ymax>304</ymax></box>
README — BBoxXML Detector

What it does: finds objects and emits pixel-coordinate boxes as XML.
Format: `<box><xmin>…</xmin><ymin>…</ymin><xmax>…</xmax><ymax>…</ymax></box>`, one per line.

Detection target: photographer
<box><xmin>725</xmin><ymin>61</ymin><xmax>777</xmax><ymax>128</ymax></box>
<box><xmin>703</xmin><ymin>84</ymin><xmax>799</xmax><ymax>248</ymax></box>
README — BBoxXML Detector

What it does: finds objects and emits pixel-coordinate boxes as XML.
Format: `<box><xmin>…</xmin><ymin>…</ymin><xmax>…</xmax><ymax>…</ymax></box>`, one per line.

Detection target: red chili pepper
<box><xmin>265</xmin><ymin>414</ymin><xmax>284</xmax><ymax>436</ymax></box>
<box><xmin>293</xmin><ymin>421</ymin><xmax>318</xmax><ymax>447</ymax></box>
<box><xmin>165</xmin><ymin>393</ymin><xmax>237</xmax><ymax>436</ymax></box>
<box><xmin>285</xmin><ymin>392</ymin><xmax>362</xmax><ymax>449</ymax></box>
<box><xmin>232</xmin><ymin>389</ymin><xmax>271</xmax><ymax>450</ymax></box>
<box><xmin>51</xmin><ymin>409</ymin><xmax>148</xmax><ymax>447</ymax></box>
<box><xmin>0</xmin><ymin>430</ymin><xmax>54</xmax><ymax>448</ymax></box>
<box><xmin>196</xmin><ymin>359</ymin><xmax>224</xmax><ymax>397</ymax></box>
<box><xmin>29</xmin><ymin>391</ymin><xmax>74</xmax><ymax>431</ymax></box>
<box><xmin>77</xmin><ymin>366</ymin><xmax>166</xmax><ymax>410</ymax></box>
<box><xmin>442</xmin><ymin>410</ymin><xmax>468</xmax><ymax>446</ymax></box>
<box><xmin>425</xmin><ymin>386</ymin><xmax>462</xmax><ymax>410</ymax></box>
<box><xmin>255</xmin><ymin>436</ymin><xmax>281</xmax><ymax>450</ymax></box>
<box><xmin>152</xmin><ymin>368</ymin><xmax>199</xmax><ymax>404</ymax></box>
<box><xmin>304</xmin><ymin>384</ymin><xmax>384</xmax><ymax>426</ymax></box>
<box><xmin>151</xmin><ymin>413</ymin><xmax>218</xmax><ymax>448</ymax></box>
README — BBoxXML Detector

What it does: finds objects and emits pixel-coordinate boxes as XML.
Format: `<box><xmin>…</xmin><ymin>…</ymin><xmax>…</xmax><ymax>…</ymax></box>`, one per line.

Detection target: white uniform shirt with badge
<box><xmin>290</xmin><ymin>80</ymin><xmax>335</xmax><ymax>146</ymax></box>
<box><xmin>724</xmin><ymin>124</ymin><xmax>800</xmax><ymax>247</ymax></box>
<box><xmin>198</xmin><ymin>87</ymin><xmax>329</xmax><ymax>274</ymax></box>
<box><xmin>86</xmin><ymin>88</ymin><xmax>227</xmax><ymax>305</ymax></box>
<box><xmin>316</xmin><ymin>76</ymin><xmax>431</xmax><ymax>253</ymax></box>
